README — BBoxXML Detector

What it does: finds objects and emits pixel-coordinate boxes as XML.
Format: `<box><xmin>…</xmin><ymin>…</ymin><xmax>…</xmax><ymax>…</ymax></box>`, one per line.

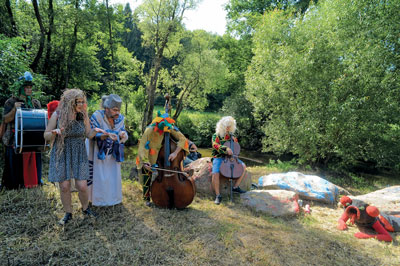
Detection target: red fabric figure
<box><xmin>337</xmin><ymin>196</ymin><xmax>400</xmax><ymax>242</ymax></box>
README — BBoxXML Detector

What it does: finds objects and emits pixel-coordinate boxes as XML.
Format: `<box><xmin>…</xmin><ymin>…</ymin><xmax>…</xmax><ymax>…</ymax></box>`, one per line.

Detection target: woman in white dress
<box><xmin>87</xmin><ymin>94</ymin><xmax>128</xmax><ymax>206</ymax></box>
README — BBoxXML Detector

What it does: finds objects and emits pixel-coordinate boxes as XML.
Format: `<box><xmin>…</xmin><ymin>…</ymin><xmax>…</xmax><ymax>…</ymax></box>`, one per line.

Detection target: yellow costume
<box><xmin>136</xmin><ymin>113</ymin><xmax>189</xmax><ymax>202</ymax></box>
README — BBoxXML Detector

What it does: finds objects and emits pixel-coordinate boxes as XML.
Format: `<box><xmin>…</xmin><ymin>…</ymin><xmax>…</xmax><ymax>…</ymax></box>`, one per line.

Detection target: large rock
<box><xmin>352</xmin><ymin>186</ymin><xmax>400</xmax><ymax>215</ymax></box>
<box><xmin>258</xmin><ymin>172</ymin><xmax>340</xmax><ymax>204</ymax></box>
<box><xmin>241</xmin><ymin>190</ymin><xmax>300</xmax><ymax>217</ymax></box>
<box><xmin>185</xmin><ymin>157</ymin><xmax>251</xmax><ymax>197</ymax></box>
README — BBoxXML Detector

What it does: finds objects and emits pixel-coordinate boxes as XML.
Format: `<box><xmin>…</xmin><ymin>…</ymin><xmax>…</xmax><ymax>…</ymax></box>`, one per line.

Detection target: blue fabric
<box><xmin>183</xmin><ymin>157</ymin><xmax>194</xmax><ymax>167</ymax></box>
<box><xmin>145</xmin><ymin>141</ymin><xmax>150</xmax><ymax>149</ymax></box>
<box><xmin>183</xmin><ymin>152</ymin><xmax>202</xmax><ymax>167</ymax></box>
<box><xmin>212</xmin><ymin>157</ymin><xmax>244</xmax><ymax>174</ymax></box>
<box><xmin>113</xmin><ymin>142</ymin><xmax>124</xmax><ymax>162</ymax></box>
<box><xmin>187</xmin><ymin>151</ymin><xmax>201</xmax><ymax>161</ymax></box>
<box><xmin>90</xmin><ymin>110</ymin><xmax>125</xmax><ymax>132</ymax></box>
<box><xmin>212</xmin><ymin>158</ymin><xmax>223</xmax><ymax>174</ymax></box>
<box><xmin>90</xmin><ymin>110</ymin><xmax>126</xmax><ymax>163</ymax></box>
<box><xmin>95</xmin><ymin>134</ymin><xmax>124</xmax><ymax>162</ymax></box>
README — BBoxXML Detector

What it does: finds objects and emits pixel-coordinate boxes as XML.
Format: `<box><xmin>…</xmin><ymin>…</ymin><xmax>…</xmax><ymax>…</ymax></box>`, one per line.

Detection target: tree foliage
<box><xmin>0</xmin><ymin>35</ymin><xmax>30</xmax><ymax>103</ymax></box>
<box><xmin>246</xmin><ymin>0</ymin><xmax>400</xmax><ymax>169</ymax></box>
<box><xmin>226</xmin><ymin>0</ymin><xmax>315</xmax><ymax>38</ymax></box>
<box><xmin>158</xmin><ymin>30</ymin><xmax>230</xmax><ymax>119</ymax></box>
<box><xmin>136</xmin><ymin>0</ymin><xmax>198</xmax><ymax>129</ymax></box>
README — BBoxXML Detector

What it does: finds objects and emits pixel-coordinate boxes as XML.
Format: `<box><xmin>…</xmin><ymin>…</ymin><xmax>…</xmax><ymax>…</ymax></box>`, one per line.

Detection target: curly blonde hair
<box><xmin>216</xmin><ymin>116</ymin><xmax>236</xmax><ymax>138</ymax></box>
<box><xmin>55</xmin><ymin>88</ymin><xmax>89</xmax><ymax>154</ymax></box>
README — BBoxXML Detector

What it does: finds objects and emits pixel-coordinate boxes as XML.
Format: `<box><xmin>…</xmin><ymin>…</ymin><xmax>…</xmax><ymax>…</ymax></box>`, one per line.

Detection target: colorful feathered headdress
<box><xmin>149</xmin><ymin>111</ymin><xmax>179</xmax><ymax>135</ymax></box>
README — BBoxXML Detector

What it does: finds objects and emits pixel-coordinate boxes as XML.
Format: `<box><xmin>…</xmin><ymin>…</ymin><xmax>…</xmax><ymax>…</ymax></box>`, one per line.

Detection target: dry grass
<box><xmin>1</xmin><ymin>168</ymin><xmax>400</xmax><ymax>266</ymax></box>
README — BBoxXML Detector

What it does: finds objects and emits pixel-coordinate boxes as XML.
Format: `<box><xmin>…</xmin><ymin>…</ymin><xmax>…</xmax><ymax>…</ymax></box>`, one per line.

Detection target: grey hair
<box><xmin>102</xmin><ymin>94</ymin><xmax>122</xmax><ymax>109</ymax></box>
<box><xmin>100</xmin><ymin>95</ymin><xmax>108</xmax><ymax>109</ymax></box>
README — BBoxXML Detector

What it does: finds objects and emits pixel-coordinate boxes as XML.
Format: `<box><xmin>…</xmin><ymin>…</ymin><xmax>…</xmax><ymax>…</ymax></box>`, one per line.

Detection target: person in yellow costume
<box><xmin>136</xmin><ymin>111</ymin><xmax>189</xmax><ymax>206</ymax></box>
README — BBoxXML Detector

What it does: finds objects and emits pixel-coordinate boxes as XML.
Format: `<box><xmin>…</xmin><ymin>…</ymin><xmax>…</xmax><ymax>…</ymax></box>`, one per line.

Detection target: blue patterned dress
<box><xmin>48</xmin><ymin>120</ymin><xmax>89</xmax><ymax>182</ymax></box>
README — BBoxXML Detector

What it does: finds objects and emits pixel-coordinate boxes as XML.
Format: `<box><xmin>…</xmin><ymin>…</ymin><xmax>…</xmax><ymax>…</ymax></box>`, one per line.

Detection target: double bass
<box><xmin>219</xmin><ymin>134</ymin><xmax>244</xmax><ymax>201</ymax></box>
<box><xmin>150</xmin><ymin>95</ymin><xmax>196</xmax><ymax>209</ymax></box>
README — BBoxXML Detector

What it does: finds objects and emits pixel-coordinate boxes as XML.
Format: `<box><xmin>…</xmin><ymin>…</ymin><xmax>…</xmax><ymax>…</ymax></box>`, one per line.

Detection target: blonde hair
<box><xmin>55</xmin><ymin>88</ymin><xmax>89</xmax><ymax>155</ymax></box>
<box><xmin>216</xmin><ymin>116</ymin><xmax>236</xmax><ymax>138</ymax></box>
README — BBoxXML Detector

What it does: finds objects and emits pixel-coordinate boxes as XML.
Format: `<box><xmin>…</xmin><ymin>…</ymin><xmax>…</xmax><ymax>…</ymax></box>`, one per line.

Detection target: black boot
<box><xmin>214</xmin><ymin>195</ymin><xmax>222</xmax><ymax>205</ymax></box>
<box><xmin>59</xmin><ymin>212</ymin><xmax>72</xmax><ymax>225</ymax></box>
<box><xmin>82</xmin><ymin>206</ymin><xmax>98</xmax><ymax>218</ymax></box>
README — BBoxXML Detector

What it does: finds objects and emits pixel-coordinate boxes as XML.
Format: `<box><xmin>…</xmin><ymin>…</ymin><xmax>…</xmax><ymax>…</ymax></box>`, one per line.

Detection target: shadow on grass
<box><xmin>208</xmin><ymin>194</ymin><xmax>389</xmax><ymax>265</ymax></box>
<box><xmin>0</xmin><ymin>180</ymin><xmax>397</xmax><ymax>265</ymax></box>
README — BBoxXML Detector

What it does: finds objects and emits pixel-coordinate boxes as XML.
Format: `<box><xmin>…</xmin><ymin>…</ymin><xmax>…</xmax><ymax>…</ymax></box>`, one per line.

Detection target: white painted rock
<box><xmin>258</xmin><ymin>172</ymin><xmax>340</xmax><ymax>204</ymax></box>
<box><xmin>185</xmin><ymin>157</ymin><xmax>251</xmax><ymax>197</ymax></box>
<box><xmin>352</xmin><ymin>186</ymin><xmax>400</xmax><ymax>215</ymax></box>
<box><xmin>241</xmin><ymin>190</ymin><xmax>300</xmax><ymax>216</ymax></box>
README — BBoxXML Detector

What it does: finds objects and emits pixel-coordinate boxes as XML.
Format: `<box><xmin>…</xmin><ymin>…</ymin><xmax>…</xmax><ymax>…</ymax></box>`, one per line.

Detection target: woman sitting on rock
<box><xmin>211</xmin><ymin>116</ymin><xmax>247</xmax><ymax>205</ymax></box>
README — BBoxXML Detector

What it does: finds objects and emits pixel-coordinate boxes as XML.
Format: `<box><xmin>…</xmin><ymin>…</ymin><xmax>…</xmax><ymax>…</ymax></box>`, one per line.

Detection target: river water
<box><xmin>124</xmin><ymin>145</ymin><xmax>274</xmax><ymax>167</ymax></box>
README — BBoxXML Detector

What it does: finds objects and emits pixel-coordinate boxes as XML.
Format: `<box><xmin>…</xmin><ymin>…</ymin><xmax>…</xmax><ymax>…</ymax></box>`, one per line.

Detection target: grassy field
<box><xmin>1</xmin><ymin>164</ymin><xmax>399</xmax><ymax>266</ymax></box>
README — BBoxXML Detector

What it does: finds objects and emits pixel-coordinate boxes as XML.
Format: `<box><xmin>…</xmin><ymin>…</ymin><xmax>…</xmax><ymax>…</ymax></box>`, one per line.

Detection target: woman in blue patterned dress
<box><xmin>44</xmin><ymin>89</ymin><xmax>101</xmax><ymax>225</ymax></box>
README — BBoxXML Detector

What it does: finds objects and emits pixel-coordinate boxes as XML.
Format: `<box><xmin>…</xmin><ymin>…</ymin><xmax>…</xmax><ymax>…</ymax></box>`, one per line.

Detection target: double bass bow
<box><xmin>150</xmin><ymin>94</ymin><xmax>196</xmax><ymax>209</ymax></box>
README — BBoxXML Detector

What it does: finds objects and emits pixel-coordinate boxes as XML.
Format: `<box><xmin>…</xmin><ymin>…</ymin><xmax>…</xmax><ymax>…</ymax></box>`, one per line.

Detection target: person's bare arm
<box><xmin>84</xmin><ymin>119</ymin><xmax>105</xmax><ymax>139</ymax></box>
<box><xmin>44</xmin><ymin>112</ymin><xmax>61</xmax><ymax>141</ymax></box>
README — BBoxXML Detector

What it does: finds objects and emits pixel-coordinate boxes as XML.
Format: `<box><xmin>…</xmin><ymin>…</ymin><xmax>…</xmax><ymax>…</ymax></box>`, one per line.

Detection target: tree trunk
<box><xmin>44</xmin><ymin>0</ymin><xmax>54</xmax><ymax>74</ymax></box>
<box><xmin>30</xmin><ymin>0</ymin><xmax>46</xmax><ymax>72</ymax></box>
<box><xmin>140</xmin><ymin>1</ymin><xmax>191</xmax><ymax>131</ymax></box>
<box><xmin>141</xmin><ymin>27</ymin><xmax>172</xmax><ymax>131</ymax></box>
<box><xmin>5</xmin><ymin>0</ymin><xmax>18</xmax><ymax>37</ymax></box>
<box><xmin>106</xmin><ymin>0</ymin><xmax>115</xmax><ymax>90</ymax></box>
<box><xmin>141</xmin><ymin>54</ymin><xmax>163</xmax><ymax>132</ymax></box>
<box><xmin>173</xmin><ymin>81</ymin><xmax>192</xmax><ymax>120</ymax></box>
<box><xmin>65</xmin><ymin>0</ymin><xmax>79</xmax><ymax>88</ymax></box>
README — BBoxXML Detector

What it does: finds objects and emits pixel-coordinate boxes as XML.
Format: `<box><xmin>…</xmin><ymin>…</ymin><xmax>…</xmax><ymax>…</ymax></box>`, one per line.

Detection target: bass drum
<box><xmin>14</xmin><ymin>108</ymin><xmax>49</xmax><ymax>153</ymax></box>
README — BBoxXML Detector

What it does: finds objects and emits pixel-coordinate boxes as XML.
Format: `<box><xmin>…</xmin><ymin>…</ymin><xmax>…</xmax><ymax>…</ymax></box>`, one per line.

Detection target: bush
<box><xmin>221</xmin><ymin>93</ymin><xmax>264</xmax><ymax>150</ymax></box>
<box><xmin>176</xmin><ymin>111</ymin><xmax>220</xmax><ymax>148</ymax></box>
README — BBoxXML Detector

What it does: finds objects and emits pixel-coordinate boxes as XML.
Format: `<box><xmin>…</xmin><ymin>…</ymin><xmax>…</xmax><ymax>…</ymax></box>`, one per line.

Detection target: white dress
<box><xmin>87</xmin><ymin>110</ymin><xmax>128</xmax><ymax>206</ymax></box>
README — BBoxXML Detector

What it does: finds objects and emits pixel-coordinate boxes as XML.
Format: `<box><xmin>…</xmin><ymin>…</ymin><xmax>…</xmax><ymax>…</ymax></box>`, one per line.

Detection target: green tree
<box><xmin>120</xmin><ymin>3</ymin><xmax>154</xmax><ymax>74</ymax></box>
<box><xmin>115</xmin><ymin>44</ymin><xmax>145</xmax><ymax>114</ymax></box>
<box><xmin>0</xmin><ymin>0</ymin><xmax>18</xmax><ymax>37</ymax></box>
<box><xmin>0</xmin><ymin>35</ymin><xmax>30</xmax><ymax>103</ymax></box>
<box><xmin>246</xmin><ymin>0</ymin><xmax>400</xmax><ymax>170</ymax></box>
<box><xmin>161</xmin><ymin>30</ymin><xmax>230</xmax><ymax>119</ymax></box>
<box><xmin>136</xmin><ymin>0</ymin><xmax>198</xmax><ymax>131</ymax></box>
